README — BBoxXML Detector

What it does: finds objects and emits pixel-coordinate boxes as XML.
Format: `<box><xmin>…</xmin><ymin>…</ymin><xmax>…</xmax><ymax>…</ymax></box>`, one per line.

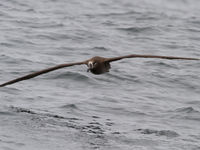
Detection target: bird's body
<box><xmin>0</xmin><ymin>54</ymin><xmax>199</xmax><ymax>87</ymax></box>
<box><xmin>87</xmin><ymin>56</ymin><xmax>111</xmax><ymax>74</ymax></box>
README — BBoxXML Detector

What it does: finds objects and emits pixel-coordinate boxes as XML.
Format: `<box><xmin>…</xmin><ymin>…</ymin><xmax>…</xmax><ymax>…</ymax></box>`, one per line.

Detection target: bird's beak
<box><xmin>89</xmin><ymin>63</ymin><xmax>93</xmax><ymax>69</ymax></box>
<box><xmin>87</xmin><ymin>61</ymin><xmax>93</xmax><ymax>72</ymax></box>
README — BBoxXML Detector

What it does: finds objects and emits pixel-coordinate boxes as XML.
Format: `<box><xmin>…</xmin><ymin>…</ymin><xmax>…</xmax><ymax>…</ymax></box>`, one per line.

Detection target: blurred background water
<box><xmin>0</xmin><ymin>0</ymin><xmax>200</xmax><ymax>149</ymax></box>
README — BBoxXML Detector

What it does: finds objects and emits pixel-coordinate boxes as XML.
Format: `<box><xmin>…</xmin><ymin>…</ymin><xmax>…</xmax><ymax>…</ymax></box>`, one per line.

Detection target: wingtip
<box><xmin>0</xmin><ymin>84</ymin><xmax>5</xmax><ymax>88</ymax></box>
<box><xmin>0</xmin><ymin>82</ymin><xmax>8</xmax><ymax>87</ymax></box>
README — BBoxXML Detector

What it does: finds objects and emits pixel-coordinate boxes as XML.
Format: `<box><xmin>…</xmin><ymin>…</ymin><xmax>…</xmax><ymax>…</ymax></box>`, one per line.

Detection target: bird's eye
<box><xmin>93</xmin><ymin>62</ymin><xmax>97</xmax><ymax>65</ymax></box>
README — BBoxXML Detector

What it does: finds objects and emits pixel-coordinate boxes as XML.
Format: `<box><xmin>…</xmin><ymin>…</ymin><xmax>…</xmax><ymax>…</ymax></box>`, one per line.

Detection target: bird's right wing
<box><xmin>105</xmin><ymin>54</ymin><xmax>200</xmax><ymax>62</ymax></box>
<box><xmin>0</xmin><ymin>61</ymin><xmax>87</xmax><ymax>87</ymax></box>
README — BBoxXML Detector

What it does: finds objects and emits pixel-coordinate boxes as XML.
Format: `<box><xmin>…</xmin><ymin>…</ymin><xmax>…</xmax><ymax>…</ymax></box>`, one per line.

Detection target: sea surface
<box><xmin>0</xmin><ymin>0</ymin><xmax>200</xmax><ymax>150</ymax></box>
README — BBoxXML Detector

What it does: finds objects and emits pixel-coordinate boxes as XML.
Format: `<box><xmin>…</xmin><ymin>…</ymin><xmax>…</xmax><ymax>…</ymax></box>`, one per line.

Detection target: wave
<box><xmin>7</xmin><ymin>106</ymin><xmax>106</xmax><ymax>140</ymax></box>
<box><xmin>9</xmin><ymin>106</ymin><xmax>79</xmax><ymax>120</ymax></box>
<box><xmin>0</xmin><ymin>42</ymin><xmax>16</xmax><ymax>48</ymax></box>
<box><xmin>136</xmin><ymin>128</ymin><xmax>179</xmax><ymax>138</ymax></box>
<box><xmin>145</xmin><ymin>61</ymin><xmax>179</xmax><ymax>69</ymax></box>
<box><xmin>106</xmin><ymin>72</ymin><xmax>138</xmax><ymax>82</ymax></box>
<box><xmin>175</xmin><ymin>107</ymin><xmax>199</xmax><ymax>113</ymax></box>
<box><xmin>170</xmin><ymin>107</ymin><xmax>200</xmax><ymax>121</ymax></box>
<box><xmin>60</xmin><ymin>104</ymin><xmax>79</xmax><ymax>110</ymax></box>
<box><xmin>35</xmin><ymin>33</ymin><xmax>70</xmax><ymax>41</ymax></box>
<box><xmin>92</xmin><ymin>46</ymin><xmax>109</xmax><ymax>51</ymax></box>
<box><xmin>0</xmin><ymin>110</ymin><xmax>14</xmax><ymax>116</ymax></box>
<box><xmin>48</xmin><ymin>71</ymin><xmax>91</xmax><ymax>81</ymax></box>
<box><xmin>117</xmin><ymin>26</ymin><xmax>160</xmax><ymax>34</ymax></box>
<box><xmin>97</xmin><ymin>10</ymin><xmax>141</xmax><ymax>17</ymax></box>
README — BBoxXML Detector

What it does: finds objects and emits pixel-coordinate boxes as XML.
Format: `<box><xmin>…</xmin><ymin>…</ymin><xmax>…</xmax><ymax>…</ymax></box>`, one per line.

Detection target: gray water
<box><xmin>1</xmin><ymin>0</ymin><xmax>200</xmax><ymax>149</ymax></box>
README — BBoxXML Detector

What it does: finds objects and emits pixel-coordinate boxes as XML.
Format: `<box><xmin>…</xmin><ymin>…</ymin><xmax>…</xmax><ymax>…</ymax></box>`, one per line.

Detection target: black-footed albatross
<box><xmin>0</xmin><ymin>54</ymin><xmax>199</xmax><ymax>87</ymax></box>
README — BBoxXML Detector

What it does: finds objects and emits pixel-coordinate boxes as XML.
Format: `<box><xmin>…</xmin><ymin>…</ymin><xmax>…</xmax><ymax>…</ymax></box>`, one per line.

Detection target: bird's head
<box><xmin>87</xmin><ymin>60</ymin><xmax>98</xmax><ymax>72</ymax></box>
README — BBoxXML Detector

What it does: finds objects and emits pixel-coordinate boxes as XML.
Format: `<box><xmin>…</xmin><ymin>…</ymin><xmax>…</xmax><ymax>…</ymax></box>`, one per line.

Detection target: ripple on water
<box><xmin>136</xmin><ymin>128</ymin><xmax>179</xmax><ymax>138</ymax></box>
<box><xmin>117</xmin><ymin>26</ymin><xmax>161</xmax><ymax>35</ymax></box>
<box><xmin>3</xmin><ymin>105</ymin><xmax>110</xmax><ymax>149</ymax></box>
<box><xmin>60</xmin><ymin>104</ymin><xmax>79</xmax><ymax>110</ymax></box>
<box><xmin>175</xmin><ymin>107</ymin><xmax>199</xmax><ymax>113</ymax></box>
<box><xmin>91</xmin><ymin>46</ymin><xmax>109</xmax><ymax>51</ymax></box>
<box><xmin>48</xmin><ymin>71</ymin><xmax>88</xmax><ymax>80</ymax></box>
<box><xmin>8</xmin><ymin>106</ymin><xmax>80</xmax><ymax>121</ymax></box>
<box><xmin>171</xmin><ymin>107</ymin><xmax>200</xmax><ymax>121</ymax></box>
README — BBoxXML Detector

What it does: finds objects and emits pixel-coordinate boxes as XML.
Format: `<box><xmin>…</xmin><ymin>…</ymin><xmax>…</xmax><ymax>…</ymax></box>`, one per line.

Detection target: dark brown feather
<box><xmin>0</xmin><ymin>54</ymin><xmax>199</xmax><ymax>87</ymax></box>
<box><xmin>105</xmin><ymin>54</ymin><xmax>200</xmax><ymax>62</ymax></box>
<box><xmin>0</xmin><ymin>61</ymin><xmax>86</xmax><ymax>87</ymax></box>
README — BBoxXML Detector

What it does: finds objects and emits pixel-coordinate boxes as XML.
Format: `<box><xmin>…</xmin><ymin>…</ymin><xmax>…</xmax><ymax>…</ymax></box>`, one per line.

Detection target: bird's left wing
<box><xmin>0</xmin><ymin>61</ymin><xmax>87</xmax><ymax>87</ymax></box>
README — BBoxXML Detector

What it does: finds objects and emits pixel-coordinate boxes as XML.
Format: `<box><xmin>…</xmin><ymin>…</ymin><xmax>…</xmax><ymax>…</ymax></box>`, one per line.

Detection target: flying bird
<box><xmin>0</xmin><ymin>54</ymin><xmax>199</xmax><ymax>87</ymax></box>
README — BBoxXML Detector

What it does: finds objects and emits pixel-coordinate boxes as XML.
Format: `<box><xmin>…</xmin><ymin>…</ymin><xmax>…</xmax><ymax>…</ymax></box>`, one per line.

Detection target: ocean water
<box><xmin>0</xmin><ymin>0</ymin><xmax>200</xmax><ymax>149</ymax></box>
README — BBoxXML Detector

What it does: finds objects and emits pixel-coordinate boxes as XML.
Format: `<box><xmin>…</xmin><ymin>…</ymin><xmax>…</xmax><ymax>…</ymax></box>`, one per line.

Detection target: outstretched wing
<box><xmin>105</xmin><ymin>54</ymin><xmax>200</xmax><ymax>62</ymax></box>
<box><xmin>0</xmin><ymin>61</ymin><xmax>87</xmax><ymax>87</ymax></box>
